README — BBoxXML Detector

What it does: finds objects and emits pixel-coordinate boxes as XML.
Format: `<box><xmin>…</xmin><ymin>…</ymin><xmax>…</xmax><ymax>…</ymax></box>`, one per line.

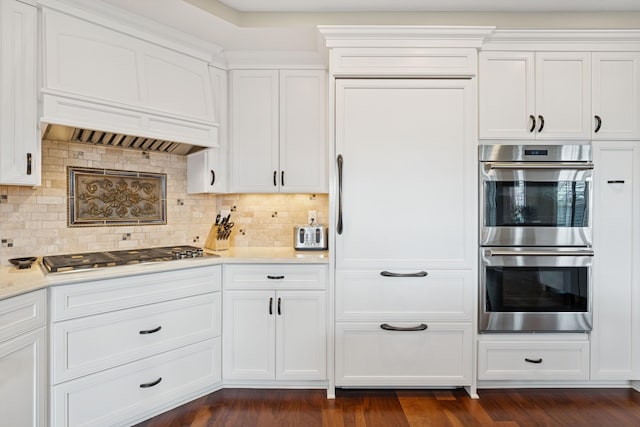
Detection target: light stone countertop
<box><xmin>0</xmin><ymin>247</ymin><xmax>329</xmax><ymax>301</ymax></box>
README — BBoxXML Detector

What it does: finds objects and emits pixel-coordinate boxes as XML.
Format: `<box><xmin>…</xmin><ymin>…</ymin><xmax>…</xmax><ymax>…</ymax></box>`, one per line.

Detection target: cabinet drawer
<box><xmin>52</xmin><ymin>338</ymin><xmax>221</xmax><ymax>427</ymax></box>
<box><xmin>224</xmin><ymin>264</ymin><xmax>327</xmax><ymax>290</ymax></box>
<box><xmin>0</xmin><ymin>290</ymin><xmax>46</xmax><ymax>342</ymax></box>
<box><xmin>336</xmin><ymin>270</ymin><xmax>473</xmax><ymax>321</ymax></box>
<box><xmin>335</xmin><ymin>322</ymin><xmax>472</xmax><ymax>386</ymax></box>
<box><xmin>52</xmin><ymin>292</ymin><xmax>221</xmax><ymax>383</ymax></box>
<box><xmin>478</xmin><ymin>340</ymin><xmax>590</xmax><ymax>380</ymax></box>
<box><xmin>51</xmin><ymin>265</ymin><xmax>221</xmax><ymax>321</ymax></box>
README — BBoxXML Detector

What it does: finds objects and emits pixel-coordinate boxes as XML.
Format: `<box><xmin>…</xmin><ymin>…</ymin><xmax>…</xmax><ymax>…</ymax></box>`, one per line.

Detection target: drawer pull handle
<box><xmin>380</xmin><ymin>323</ymin><xmax>428</xmax><ymax>332</ymax></box>
<box><xmin>267</xmin><ymin>275</ymin><xmax>285</xmax><ymax>280</ymax></box>
<box><xmin>269</xmin><ymin>297</ymin><xmax>274</xmax><ymax>315</ymax></box>
<box><xmin>525</xmin><ymin>358</ymin><xmax>543</xmax><ymax>364</ymax></box>
<box><xmin>607</xmin><ymin>180</ymin><xmax>625</xmax><ymax>184</ymax></box>
<box><xmin>380</xmin><ymin>271</ymin><xmax>428</xmax><ymax>278</ymax></box>
<box><xmin>139</xmin><ymin>377</ymin><xmax>162</xmax><ymax>388</ymax></box>
<box><xmin>139</xmin><ymin>326</ymin><xmax>162</xmax><ymax>335</ymax></box>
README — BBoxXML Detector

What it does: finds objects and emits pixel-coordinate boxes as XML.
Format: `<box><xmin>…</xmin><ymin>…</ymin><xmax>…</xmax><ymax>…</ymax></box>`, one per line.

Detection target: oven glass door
<box><xmin>480</xmin><ymin>248</ymin><xmax>593</xmax><ymax>332</ymax></box>
<box><xmin>480</xmin><ymin>166</ymin><xmax>592</xmax><ymax>246</ymax></box>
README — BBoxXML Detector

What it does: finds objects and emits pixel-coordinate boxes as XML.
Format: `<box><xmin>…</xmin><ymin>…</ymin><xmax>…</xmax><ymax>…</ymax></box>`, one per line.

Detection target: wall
<box><xmin>0</xmin><ymin>139</ymin><xmax>329</xmax><ymax>265</ymax></box>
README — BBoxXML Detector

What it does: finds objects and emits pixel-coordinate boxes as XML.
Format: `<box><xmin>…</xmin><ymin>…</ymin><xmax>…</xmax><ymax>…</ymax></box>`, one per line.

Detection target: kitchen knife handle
<box><xmin>337</xmin><ymin>154</ymin><xmax>344</xmax><ymax>235</ymax></box>
<box><xmin>380</xmin><ymin>271</ymin><xmax>428</xmax><ymax>278</ymax></box>
<box><xmin>27</xmin><ymin>153</ymin><xmax>32</xmax><ymax>175</ymax></box>
<box><xmin>210</xmin><ymin>170</ymin><xmax>216</xmax><ymax>186</ymax></box>
<box><xmin>139</xmin><ymin>326</ymin><xmax>162</xmax><ymax>335</ymax></box>
<box><xmin>269</xmin><ymin>297</ymin><xmax>273</xmax><ymax>315</ymax></box>
<box><xmin>277</xmin><ymin>297</ymin><xmax>282</xmax><ymax>315</ymax></box>
<box><xmin>281</xmin><ymin>170</ymin><xmax>285</xmax><ymax>186</ymax></box>
<box><xmin>139</xmin><ymin>377</ymin><xmax>162</xmax><ymax>388</ymax></box>
<box><xmin>538</xmin><ymin>115</ymin><xmax>545</xmax><ymax>132</ymax></box>
<box><xmin>594</xmin><ymin>115</ymin><xmax>602</xmax><ymax>133</ymax></box>
<box><xmin>525</xmin><ymin>358</ymin><xmax>543</xmax><ymax>364</ymax></box>
<box><xmin>273</xmin><ymin>170</ymin><xmax>277</xmax><ymax>186</ymax></box>
<box><xmin>529</xmin><ymin>115</ymin><xmax>536</xmax><ymax>133</ymax></box>
<box><xmin>380</xmin><ymin>323</ymin><xmax>428</xmax><ymax>332</ymax></box>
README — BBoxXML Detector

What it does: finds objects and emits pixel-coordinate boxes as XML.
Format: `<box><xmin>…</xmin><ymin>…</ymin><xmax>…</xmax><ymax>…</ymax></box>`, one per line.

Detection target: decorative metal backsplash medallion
<box><xmin>68</xmin><ymin>167</ymin><xmax>166</xmax><ymax>227</ymax></box>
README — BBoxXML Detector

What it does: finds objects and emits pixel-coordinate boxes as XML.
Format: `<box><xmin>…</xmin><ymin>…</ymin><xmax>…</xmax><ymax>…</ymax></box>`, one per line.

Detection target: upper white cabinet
<box><xmin>479</xmin><ymin>51</ymin><xmax>591</xmax><ymax>140</ymax></box>
<box><xmin>40</xmin><ymin>6</ymin><xmax>219</xmax><ymax>148</ymax></box>
<box><xmin>230</xmin><ymin>69</ymin><xmax>327</xmax><ymax>193</ymax></box>
<box><xmin>0</xmin><ymin>0</ymin><xmax>39</xmax><ymax>186</ymax></box>
<box><xmin>188</xmin><ymin>67</ymin><xmax>229</xmax><ymax>194</ymax></box>
<box><xmin>592</xmin><ymin>53</ymin><xmax>640</xmax><ymax>140</ymax></box>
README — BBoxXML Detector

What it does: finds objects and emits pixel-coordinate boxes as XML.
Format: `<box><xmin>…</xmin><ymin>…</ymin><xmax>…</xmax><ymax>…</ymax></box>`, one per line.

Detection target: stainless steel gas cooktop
<box><xmin>42</xmin><ymin>245</ymin><xmax>216</xmax><ymax>273</ymax></box>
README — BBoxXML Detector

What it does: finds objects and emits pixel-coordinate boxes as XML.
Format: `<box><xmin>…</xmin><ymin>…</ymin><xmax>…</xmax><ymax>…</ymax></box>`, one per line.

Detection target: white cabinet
<box><xmin>41</xmin><ymin>6</ymin><xmax>219</xmax><ymax>148</ymax></box>
<box><xmin>0</xmin><ymin>0</ymin><xmax>39</xmax><ymax>186</ymax></box>
<box><xmin>222</xmin><ymin>264</ymin><xmax>327</xmax><ymax>382</ymax></box>
<box><xmin>334</xmin><ymin>77</ymin><xmax>476</xmax><ymax>389</ymax></box>
<box><xmin>335</xmin><ymin>78</ymin><xmax>476</xmax><ymax>270</ymax></box>
<box><xmin>187</xmin><ymin>67</ymin><xmax>229</xmax><ymax>194</ymax></box>
<box><xmin>0</xmin><ymin>290</ymin><xmax>47</xmax><ymax>427</ymax></box>
<box><xmin>478</xmin><ymin>337</ymin><xmax>590</xmax><ymax>381</ymax></box>
<box><xmin>230</xmin><ymin>69</ymin><xmax>327</xmax><ymax>193</ymax></box>
<box><xmin>591</xmin><ymin>142</ymin><xmax>640</xmax><ymax>380</ymax></box>
<box><xmin>592</xmin><ymin>53</ymin><xmax>640</xmax><ymax>140</ymax></box>
<box><xmin>479</xmin><ymin>51</ymin><xmax>591</xmax><ymax>140</ymax></box>
<box><xmin>50</xmin><ymin>265</ymin><xmax>222</xmax><ymax>426</ymax></box>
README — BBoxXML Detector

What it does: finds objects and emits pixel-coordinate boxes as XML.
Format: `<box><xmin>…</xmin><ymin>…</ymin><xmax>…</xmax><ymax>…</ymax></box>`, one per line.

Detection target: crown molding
<box><xmin>318</xmin><ymin>25</ymin><xmax>496</xmax><ymax>48</ymax></box>
<box><xmin>482</xmin><ymin>29</ymin><xmax>640</xmax><ymax>50</ymax></box>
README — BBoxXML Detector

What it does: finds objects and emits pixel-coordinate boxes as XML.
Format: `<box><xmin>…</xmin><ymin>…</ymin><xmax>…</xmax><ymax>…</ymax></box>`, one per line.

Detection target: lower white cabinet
<box><xmin>335</xmin><ymin>322</ymin><xmax>472</xmax><ymax>386</ymax></box>
<box><xmin>478</xmin><ymin>338</ymin><xmax>590</xmax><ymax>381</ymax></box>
<box><xmin>222</xmin><ymin>264</ymin><xmax>327</xmax><ymax>382</ymax></box>
<box><xmin>0</xmin><ymin>290</ymin><xmax>47</xmax><ymax>427</ymax></box>
<box><xmin>50</xmin><ymin>265</ymin><xmax>222</xmax><ymax>427</ymax></box>
<box><xmin>51</xmin><ymin>338</ymin><xmax>221</xmax><ymax>427</ymax></box>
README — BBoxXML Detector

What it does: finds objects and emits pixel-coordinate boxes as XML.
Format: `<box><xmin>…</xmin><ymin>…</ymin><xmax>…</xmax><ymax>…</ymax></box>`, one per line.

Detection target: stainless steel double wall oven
<box><xmin>479</xmin><ymin>145</ymin><xmax>594</xmax><ymax>333</ymax></box>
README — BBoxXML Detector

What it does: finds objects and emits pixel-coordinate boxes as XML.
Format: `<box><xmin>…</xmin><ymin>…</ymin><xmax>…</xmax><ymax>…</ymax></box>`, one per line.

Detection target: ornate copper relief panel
<box><xmin>68</xmin><ymin>167</ymin><xmax>166</xmax><ymax>226</ymax></box>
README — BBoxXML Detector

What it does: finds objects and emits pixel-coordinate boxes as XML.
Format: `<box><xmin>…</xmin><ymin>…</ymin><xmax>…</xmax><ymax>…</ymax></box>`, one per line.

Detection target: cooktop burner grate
<box><xmin>42</xmin><ymin>245</ymin><xmax>211</xmax><ymax>273</ymax></box>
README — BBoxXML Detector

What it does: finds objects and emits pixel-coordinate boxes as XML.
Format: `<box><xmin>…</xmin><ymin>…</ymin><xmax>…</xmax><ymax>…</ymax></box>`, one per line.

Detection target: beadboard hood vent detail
<box><xmin>42</xmin><ymin>124</ymin><xmax>199</xmax><ymax>155</ymax></box>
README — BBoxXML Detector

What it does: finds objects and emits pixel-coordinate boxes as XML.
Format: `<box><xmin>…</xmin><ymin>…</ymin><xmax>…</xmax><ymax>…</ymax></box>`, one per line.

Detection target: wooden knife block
<box><xmin>204</xmin><ymin>224</ymin><xmax>229</xmax><ymax>251</ymax></box>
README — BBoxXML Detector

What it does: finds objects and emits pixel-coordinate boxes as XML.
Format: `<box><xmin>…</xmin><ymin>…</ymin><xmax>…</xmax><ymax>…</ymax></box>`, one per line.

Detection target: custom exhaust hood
<box><xmin>41</xmin><ymin>123</ymin><xmax>201</xmax><ymax>156</ymax></box>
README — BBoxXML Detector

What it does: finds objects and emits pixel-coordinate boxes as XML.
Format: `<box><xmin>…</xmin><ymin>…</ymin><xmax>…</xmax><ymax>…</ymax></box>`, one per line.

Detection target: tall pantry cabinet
<box><xmin>321</xmin><ymin>27</ymin><xmax>491</xmax><ymax>397</ymax></box>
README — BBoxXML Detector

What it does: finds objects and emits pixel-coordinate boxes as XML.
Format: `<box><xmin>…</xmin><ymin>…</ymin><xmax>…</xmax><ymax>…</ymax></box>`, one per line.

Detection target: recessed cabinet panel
<box><xmin>336</xmin><ymin>270</ymin><xmax>472</xmax><ymax>321</ymax></box>
<box><xmin>591</xmin><ymin>142</ymin><xmax>640</xmax><ymax>380</ymax></box>
<box><xmin>335</xmin><ymin>322</ymin><xmax>472</xmax><ymax>386</ymax></box>
<box><xmin>335</xmin><ymin>79</ymin><xmax>475</xmax><ymax>269</ymax></box>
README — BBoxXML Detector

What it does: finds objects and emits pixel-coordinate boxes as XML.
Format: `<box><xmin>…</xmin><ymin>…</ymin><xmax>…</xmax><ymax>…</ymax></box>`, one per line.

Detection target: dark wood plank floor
<box><xmin>134</xmin><ymin>388</ymin><xmax>640</xmax><ymax>427</ymax></box>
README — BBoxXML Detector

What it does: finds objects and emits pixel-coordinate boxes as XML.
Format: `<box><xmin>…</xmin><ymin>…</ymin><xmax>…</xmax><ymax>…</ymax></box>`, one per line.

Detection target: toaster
<box><xmin>294</xmin><ymin>225</ymin><xmax>327</xmax><ymax>250</ymax></box>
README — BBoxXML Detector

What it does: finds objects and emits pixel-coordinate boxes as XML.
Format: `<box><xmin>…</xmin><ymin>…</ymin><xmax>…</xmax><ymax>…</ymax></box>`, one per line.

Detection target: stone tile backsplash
<box><xmin>0</xmin><ymin>140</ymin><xmax>328</xmax><ymax>265</ymax></box>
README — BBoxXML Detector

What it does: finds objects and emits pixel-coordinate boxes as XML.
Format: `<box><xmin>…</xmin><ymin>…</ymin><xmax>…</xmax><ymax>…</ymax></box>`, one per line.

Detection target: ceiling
<box><xmin>99</xmin><ymin>0</ymin><xmax>640</xmax><ymax>54</ymax></box>
<box><xmin>217</xmin><ymin>0</ymin><xmax>640</xmax><ymax>13</ymax></box>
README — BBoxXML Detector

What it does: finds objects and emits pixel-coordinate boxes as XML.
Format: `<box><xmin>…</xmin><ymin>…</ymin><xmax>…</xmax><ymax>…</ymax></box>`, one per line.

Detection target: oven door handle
<box><xmin>487</xmin><ymin>249</ymin><xmax>594</xmax><ymax>257</ymax></box>
<box><xmin>486</xmin><ymin>162</ymin><xmax>594</xmax><ymax>170</ymax></box>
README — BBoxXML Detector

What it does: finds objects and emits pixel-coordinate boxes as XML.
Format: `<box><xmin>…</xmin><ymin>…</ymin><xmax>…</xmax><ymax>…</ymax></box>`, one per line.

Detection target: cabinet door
<box><xmin>0</xmin><ymin>327</ymin><xmax>47</xmax><ymax>427</ymax></box>
<box><xmin>592</xmin><ymin>53</ymin><xmax>640</xmax><ymax>140</ymax></box>
<box><xmin>479</xmin><ymin>51</ymin><xmax>536</xmax><ymax>139</ymax></box>
<box><xmin>0</xmin><ymin>0</ymin><xmax>39</xmax><ymax>185</ymax></box>
<box><xmin>279</xmin><ymin>70</ymin><xmax>327</xmax><ymax>193</ymax></box>
<box><xmin>275</xmin><ymin>291</ymin><xmax>326</xmax><ymax>380</ymax></box>
<box><xmin>187</xmin><ymin>148</ymin><xmax>223</xmax><ymax>193</ymax></box>
<box><xmin>591</xmin><ymin>142</ymin><xmax>640</xmax><ymax>380</ymax></box>
<box><xmin>535</xmin><ymin>52</ymin><xmax>591</xmax><ymax>139</ymax></box>
<box><xmin>335</xmin><ymin>79</ymin><xmax>476</xmax><ymax>270</ymax></box>
<box><xmin>231</xmin><ymin>70</ymin><xmax>279</xmax><ymax>193</ymax></box>
<box><xmin>223</xmin><ymin>290</ymin><xmax>275</xmax><ymax>379</ymax></box>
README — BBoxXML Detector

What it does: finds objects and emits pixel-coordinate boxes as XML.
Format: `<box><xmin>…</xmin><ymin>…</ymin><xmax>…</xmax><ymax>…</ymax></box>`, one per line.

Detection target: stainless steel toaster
<box><xmin>294</xmin><ymin>225</ymin><xmax>327</xmax><ymax>250</ymax></box>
